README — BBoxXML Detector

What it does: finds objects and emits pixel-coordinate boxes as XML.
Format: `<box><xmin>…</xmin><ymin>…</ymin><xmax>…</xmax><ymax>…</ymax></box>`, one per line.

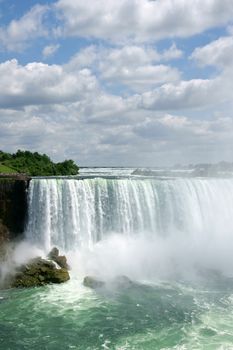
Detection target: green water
<box><xmin>1</xmin><ymin>277</ymin><xmax>233</xmax><ymax>349</ymax></box>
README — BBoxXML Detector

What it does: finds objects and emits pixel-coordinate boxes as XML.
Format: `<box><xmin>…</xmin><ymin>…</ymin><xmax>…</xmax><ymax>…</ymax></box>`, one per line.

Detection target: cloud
<box><xmin>1</xmin><ymin>83</ymin><xmax>233</xmax><ymax>166</ymax></box>
<box><xmin>161</xmin><ymin>43</ymin><xmax>183</xmax><ymax>61</ymax></box>
<box><xmin>0</xmin><ymin>59</ymin><xmax>98</xmax><ymax>108</ymax></box>
<box><xmin>1</xmin><ymin>0</ymin><xmax>233</xmax><ymax>166</ymax></box>
<box><xmin>55</xmin><ymin>0</ymin><xmax>233</xmax><ymax>42</ymax></box>
<box><xmin>67</xmin><ymin>44</ymin><xmax>182</xmax><ymax>92</ymax></box>
<box><xmin>0</xmin><ymin>4</ymin><xmax>49</xmax><ymax>51</ymax></box>
<box><xmin>130</xmin><ymin>48</ymin><xmax>233</xmax><ymax>112</ymax></box>
<box><xmin>133</xmin><ymin>78</ymin><xmax>220</xmax><ymax>110</ymax></box>
<box><xmin>42</xmin><ymin>44</ymin><xmax>60</xmax><ymax>58</ymax></box>
<box><xmin>133</xmin><ymin>114</ymin><xmax>211</xmax><ymax>141</ymax></box>
<box><xmin>99</xmin><ymin>45</ymin><xmax>181</xmax><ymax>91</ymax></box>
<box><xmin>66</xmin><ymin>45</ymin><xmax>98</xmax><ymax>70</ymax></box>
<box><xmin>191</xmin><ymin>35</ymin><xmax>233</xmax><ymax>68</ymax></box>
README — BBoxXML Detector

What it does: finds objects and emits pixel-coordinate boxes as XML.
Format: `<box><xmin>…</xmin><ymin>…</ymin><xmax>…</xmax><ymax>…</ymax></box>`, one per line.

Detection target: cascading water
<box><xmin>26</xmin><ymin>177</ymin><xmax>233</xmax><ymax>249</ymax></box>
<box><xmin>25</xmin><ymin>176</ymin><xmax>233</xmax><ymax>280</ymax></box>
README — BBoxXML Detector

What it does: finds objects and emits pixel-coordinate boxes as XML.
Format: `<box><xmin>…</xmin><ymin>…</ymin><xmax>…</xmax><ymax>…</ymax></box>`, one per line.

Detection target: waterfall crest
<box><xmin>25</xmin><ymin>177</ymin><xmax>233</xmax><ymax>252</ymax></box>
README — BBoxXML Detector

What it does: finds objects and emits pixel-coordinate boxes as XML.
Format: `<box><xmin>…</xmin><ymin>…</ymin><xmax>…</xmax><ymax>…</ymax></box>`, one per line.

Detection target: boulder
<box><xmin>83</xmin><ymin>275</ymin><xmax>133</xmax><ymax>290</ymax></box>
<box><xmin>55</xmin><ymin>255</ymin><xmax>70</xmax><ymax>270</ymax></box>
<box><xmin>11</xmin><ymin>257</ymin><xmax>70</xmax><ymax>288</ymax></box>
<box><xmin>112</xmin><ymin>275</ymin><xmax>133</xmax><ymax>288</ymax></box>
<box><xmin>48</xmin><ymin>247</ymin><xmax>59</xmax><ymax>260</ymax></box>
<box><xmin>83</xmin><ymin>276</ymin><xmax>105</xmax><ymax>289</ymax></box>
<box><xmin>48</xmin><ymin>247</ymin><xmax>70</xmax><ymax>270</ymax></box>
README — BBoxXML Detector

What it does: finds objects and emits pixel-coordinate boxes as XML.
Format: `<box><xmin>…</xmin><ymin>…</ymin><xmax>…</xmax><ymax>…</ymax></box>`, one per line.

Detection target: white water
<box><xmin>25</xmin><ymin>176</ymin><xmax>233</xmax><ymax>280</ymax></box>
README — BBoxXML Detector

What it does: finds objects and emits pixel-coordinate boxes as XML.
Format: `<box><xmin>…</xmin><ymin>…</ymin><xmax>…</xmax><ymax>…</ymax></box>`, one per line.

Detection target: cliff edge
<box><xmin>0</xmin><ymin>174</ymin><xmax>30</xmax><ymax>243</ymax></box>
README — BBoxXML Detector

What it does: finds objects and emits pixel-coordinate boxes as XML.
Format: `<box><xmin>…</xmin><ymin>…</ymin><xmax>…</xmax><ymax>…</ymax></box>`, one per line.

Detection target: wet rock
<box><xmin>11</xmin><ymin>257</ymin><xmax>70</xmax><ymax>288</ymax></box>
<box><xmin>0</xmin><ymin>220</ymin><xmax>9</xmax><ymax>261</ymax></box>
<box><xmin>54</xmin><ymin>255</ymin><xmax>70</xmax><ymax>270</ymax></box>
<box><xmin>113</xmin><ymin>275</ymin><xmax>133</xmax><ymax>288</ymax></box>
<box><xmin>0</xmin><ymin>179</ymin><xmax>29</xmax><ymax>237</ymax></box>
<box><xmin>83</xmin><ymin>276</ymin><xmax>105</xmax><ymax>289</ymax></box>
<box><xmin>48</xmin><ymin>247</ymin><xmax>70</xmax><ymax>270</ymax></box>
<box><xmin>48</xmin><ymin>247</ymin><xmax>59</xmax><ymax>260</ymax></box>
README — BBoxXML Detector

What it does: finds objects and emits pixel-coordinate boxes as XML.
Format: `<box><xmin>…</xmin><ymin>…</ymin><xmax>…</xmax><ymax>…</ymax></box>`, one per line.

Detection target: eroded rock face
<box><xmin>0</xmin><ymin>220</ymin><xmax>9</xmax><ymax>246</ymax></box>
<box><xmin>11</xmin><ymin>256</ymin><xmax>70</xmax><ymax>288</ymax></box>
<box><xmin>48</xmin><ymin>247</ymin><xmax>70</xmax><ymax>270</ymax></box>
<box><xmin>0</xmin><ymin>179</ymin><xmax>29</xmax><ymax>238</ymax></box>
<box><xmin>48</xmin><ymin>247</ymin><xmax>59</xmax><ymax>259</ymax></box>
<box><xmin>0</xmin><ymin>220</ymin><xmax>10</xmax><ymax>263</ymax></box>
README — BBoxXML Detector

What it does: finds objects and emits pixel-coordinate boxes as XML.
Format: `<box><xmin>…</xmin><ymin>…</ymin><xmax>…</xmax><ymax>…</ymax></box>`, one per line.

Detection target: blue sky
<box><xmin>1</xmin><ymin>0</ymin><xmax>233</xmax><ymax>166</ymax></box>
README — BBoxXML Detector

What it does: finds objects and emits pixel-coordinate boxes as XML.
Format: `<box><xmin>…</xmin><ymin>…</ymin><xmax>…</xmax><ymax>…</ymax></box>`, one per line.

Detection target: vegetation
<box><xmin>0</xmin><ymin>164</ymin><xmax>16</xmax><ymax>174</ymax></box>
<box><xmin>0</xmin><ymin>150</ymin><xmax>79</xmax><ymax>176</ymax></box>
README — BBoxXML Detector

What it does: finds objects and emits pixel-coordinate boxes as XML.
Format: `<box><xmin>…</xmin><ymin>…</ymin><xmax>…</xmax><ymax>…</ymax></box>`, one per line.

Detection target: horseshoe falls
<box><xmin>25</xmin><ymin>177</ymin><xmax>233</xmax><ymax>279</ymax></box>
<box><xmin>2</xmin><ymin>171</ymin><xmax>233</xmax><ymax>349</ymax></box>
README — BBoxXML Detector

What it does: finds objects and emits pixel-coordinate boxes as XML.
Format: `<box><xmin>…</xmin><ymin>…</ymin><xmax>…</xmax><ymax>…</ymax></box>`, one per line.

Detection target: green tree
<box><xmin>0</xmin><ymin>150</ymin><xmax>79</xmax><ymax>176</ymax></box>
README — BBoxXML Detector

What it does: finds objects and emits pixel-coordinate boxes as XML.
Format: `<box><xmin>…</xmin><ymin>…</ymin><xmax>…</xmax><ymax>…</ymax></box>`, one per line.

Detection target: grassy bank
<box><xmin>0</xmin><ymin>164</ymin><xmax>17</xmax><ymax>174</ymax></box>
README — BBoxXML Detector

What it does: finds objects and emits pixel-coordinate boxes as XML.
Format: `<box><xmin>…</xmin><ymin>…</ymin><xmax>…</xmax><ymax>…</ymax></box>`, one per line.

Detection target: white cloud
<box><xmin>1</xmin><ymin>79</ymin><xmax>233</xmax><ymax>166</ymax></box>
<box><xmin>134</xmin><ymin>114</ymin><xmax>211</xmax><ymax>140</ymax></box>
<box><xmin>0</xmin><ymin>59</ymin><xmax>98</xmax><ymax>108</ymax></box>
<box><xmin>1</xmin><ymin>0</ymin><xmax>233</xmax><ymax>167</ymax></box>
<box><xmin>0</xmin><ymin>4</ymin><xmax>49</xmax><ymax>51</ymax></box>
<box><xmin>161</xmin><ymin>43</ymin><xmax>183</xmax><ymax>61</ymax></box>
<box><xmin>191</xmin><ymin>35</ymin><xmax>233</xmax><ymax>68</ymax></box>
<box><xmin>55</xmin><ymin>0</ymin><xmax>233</xmax><ymax>42</ymax></box>
<box><xmin>66</xmin><ymin>45</ymin><xmax>98</xmax><ymax>70</ymax></box>
<box><xmin>99</xmin><ymin>45</ymin><xmax>181</xmax><ymax>91</ymax></box>
<box><xmin>42</xmin><ymin>44</ymin><xmax>60</xmax><ymax>58</ymax></box>
<box><xmin>67</xmin><ymin>45</ymin><xmax>181</xmax><ymax>92</ymax></box>
<box><xmin>133</xmin><ymin>78</ymin><xmax>219</xmax><ymax>110</ymax></box>
<box><xmin>103</xmin><ymin>63</ymin><xmax>180</xmax><ymax>92</ymax></box>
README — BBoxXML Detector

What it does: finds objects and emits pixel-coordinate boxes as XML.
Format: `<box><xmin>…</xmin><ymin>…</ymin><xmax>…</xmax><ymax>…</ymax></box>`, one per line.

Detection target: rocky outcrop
<box><xmin>48</xmin><ymin>247</ymin><xmax>70</xmax><ymax>270</ymax></box>
<box><xmin>0</xmin><ymin>220</ymin><xmax>10</xmax><ymax>262</ymax></box>
<box><xmin>0</xmin><ymin>177</ymin><xmax>30</xmax><ymax>240</ymax></box>
<box><xmin>10</xmin><ymin>248</ymin><xmax>70</xmax><ymax>288</ymax></box>
<box><xmin>83</xmin><ymin>275</ymin><xmax>133</xmax><ymax>289</ymax></box>
<box><xmin>83</xmin><ymin>276</ymin><xmax>105</xmax><ymax>289</ymax></box>
<box><xmin>111</xmin><ymin>275</ymin><xmax>133</xmax><ymax>288</ymax></box>
<box><xmin>0</xmin><ymin>220</ymin><xmax>9</xmax><ymax>246</ymax></box>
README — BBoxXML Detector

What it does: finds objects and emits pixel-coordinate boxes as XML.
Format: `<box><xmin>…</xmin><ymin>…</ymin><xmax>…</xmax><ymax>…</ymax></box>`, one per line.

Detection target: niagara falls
<box><xmin>1</xmin><ymin>0</ymin><xmax>233</xmax><ymax>348</ymax></box>
<box><xmin>2</xmin><ymin>167</ymin><xmax>233</xmax><ymax>349</ymax></box>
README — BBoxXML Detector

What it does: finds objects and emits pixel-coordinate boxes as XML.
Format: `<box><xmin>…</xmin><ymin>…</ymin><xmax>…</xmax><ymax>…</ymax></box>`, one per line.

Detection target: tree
<box><xmin>0</xmin><ymin>150</ymin><xmax>79</xmax><ymax>176</ymax></box>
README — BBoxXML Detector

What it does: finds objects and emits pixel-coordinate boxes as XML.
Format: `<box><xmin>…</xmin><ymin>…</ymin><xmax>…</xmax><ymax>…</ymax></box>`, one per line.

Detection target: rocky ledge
<box><xmin>11</xmin><ymin>247</ymin><xmax>70</xmax><ymax>288</ymax></box>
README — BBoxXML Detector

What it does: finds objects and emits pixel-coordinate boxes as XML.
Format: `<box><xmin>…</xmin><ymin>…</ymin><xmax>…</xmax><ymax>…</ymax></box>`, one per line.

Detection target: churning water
<box><xmin>1</xmin><ymin>170</ymin><xmax>233</xmax><ymax>349</ymax></box>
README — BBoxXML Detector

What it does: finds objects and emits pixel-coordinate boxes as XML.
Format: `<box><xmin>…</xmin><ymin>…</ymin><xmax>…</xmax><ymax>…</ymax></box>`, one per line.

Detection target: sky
<box><xmin>1</xmin><ymin>0</ymin><xmax>233</xmax><ymax>166</ymax></box>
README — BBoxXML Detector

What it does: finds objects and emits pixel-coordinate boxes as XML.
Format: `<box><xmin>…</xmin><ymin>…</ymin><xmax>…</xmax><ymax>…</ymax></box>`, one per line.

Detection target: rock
<box><xmin>0</xmin><ymin>220</ymin><xmax>9</xmax><ymax>245</ymax></box>
<box><xmin>11</xmin><ymin>257</ymin><xmax>70</xmax><ymax>288</ymax></box>
<box><xmin>83</xmin><ymin>275</ymin><xmax>133</xmax><ymax>290</ymax></box>
<box><xmin>55</xmin><ymin>255</ymin><xmax>70</xmax><ymax>270</ymax></box>
<box><xmin>0</xmin><ymin>220</ymin><xmax>9</xmax><ymax>261</ymax></box>
<box><xmin>0</xmin><ymin>179</ymin><xmax>29</xmax><ymax>237</ymax></box>
<box><xmin>83</xmin><ymin>276</ymin><xmax>105</xmax><ymax>289</ymax></box>
<box><xmin>113</xmin><ymin>275</ymin><xmax>133</xmax><ymax>288</ymax></box>
<box><xmin>47</xmin><ymin>247</ymin><xmax>70</xmax><ymax>270</ymax></box>
<box><xmin>48</xmin><ymin>247</ymin><xmax>59</xmax><ymax>260</ymax></box>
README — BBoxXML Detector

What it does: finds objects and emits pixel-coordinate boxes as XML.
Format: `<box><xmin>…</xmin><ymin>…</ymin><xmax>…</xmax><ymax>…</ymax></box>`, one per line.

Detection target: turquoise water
<box><xmin>1</xmin><ymin>276</ymin><xmax>233</xmax><ymax>349</ymax></box>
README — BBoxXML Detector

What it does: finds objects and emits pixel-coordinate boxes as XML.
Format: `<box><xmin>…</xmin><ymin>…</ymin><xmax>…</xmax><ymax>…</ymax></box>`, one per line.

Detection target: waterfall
<box><xmin>25</xmin><ymin>177</ymin><xmax>233</xmax><ymax>253</ymax></box>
